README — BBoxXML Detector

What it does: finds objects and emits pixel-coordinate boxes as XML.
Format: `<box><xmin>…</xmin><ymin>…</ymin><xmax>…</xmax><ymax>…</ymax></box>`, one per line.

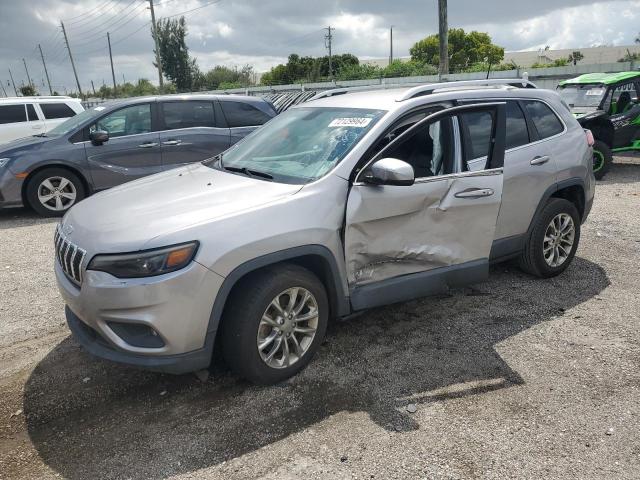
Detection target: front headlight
<box><xmin>0</xmin><ymin>158</ymin><xmax>10</xmax><ymax>169</ymax></box>
<box><xmin>87</xmin><ymin>241</ymin><xmax>199</xmax><ymax>278</ymax></box>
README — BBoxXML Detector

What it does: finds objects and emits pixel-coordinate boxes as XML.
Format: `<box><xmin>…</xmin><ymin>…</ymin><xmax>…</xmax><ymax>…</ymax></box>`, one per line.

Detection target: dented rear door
<box><xmin>344</xmin><ymin>103</ymin><xmax>506</xmax><ymax>306</ymax></box>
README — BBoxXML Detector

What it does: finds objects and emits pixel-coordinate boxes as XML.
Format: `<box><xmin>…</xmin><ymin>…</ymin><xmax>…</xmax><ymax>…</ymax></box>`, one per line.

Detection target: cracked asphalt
<box><xmin>0</xmin><ymin>157</ymin><xmax>639</xmax><ymax>479</ymax></box>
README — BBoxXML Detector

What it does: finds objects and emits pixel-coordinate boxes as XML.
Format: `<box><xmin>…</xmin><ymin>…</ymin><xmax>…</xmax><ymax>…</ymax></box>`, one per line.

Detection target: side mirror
<box><xmin>362</xmin><ymin>158</ymin><xmax>415</xmax><ymax>186</ymax></box>
<box><xmin>90</xmin><ymin>130</ymin><xmax>109</xmax><ymax>145</ymax></box>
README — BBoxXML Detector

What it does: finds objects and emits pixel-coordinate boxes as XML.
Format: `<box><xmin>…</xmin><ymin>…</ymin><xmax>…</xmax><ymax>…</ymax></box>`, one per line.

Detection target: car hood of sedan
<box><xmin>61</xmin><ymin>163</ymin><xmax>303</xmax><ymax>254</ymax></box>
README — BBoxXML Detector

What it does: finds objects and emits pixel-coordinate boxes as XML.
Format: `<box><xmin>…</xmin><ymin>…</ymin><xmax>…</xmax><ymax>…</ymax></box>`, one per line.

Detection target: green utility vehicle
<box><xmin>557</xmin><ymin>72</ymin><xmax>640</xmax><ymax>179</ymax></box>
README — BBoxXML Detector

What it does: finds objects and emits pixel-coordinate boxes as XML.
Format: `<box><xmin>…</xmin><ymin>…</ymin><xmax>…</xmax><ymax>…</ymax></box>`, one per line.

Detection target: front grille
<box><xmin>54</xmin><ymin>225</ymin><xmax>87</xmax><ymax>284</ymax></box>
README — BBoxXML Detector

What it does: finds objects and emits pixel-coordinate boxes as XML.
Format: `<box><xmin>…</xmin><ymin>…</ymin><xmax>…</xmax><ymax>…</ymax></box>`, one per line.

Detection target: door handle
<box><xmin>162</xmin><ymin>140</ymin><xmax>181</xmax><ymax>146</ymax></box>
<box><xmin>454</xmin><ymin>188</ymin><xmax>494</xmax><ymax>199</ymax></box>
<box><xmin>138</xmin><ymin>142</ymin><xmax>158</xmax><ymax>148</ymax></box>
<box><xmin>530</xmin><ymin>155</ymin><xmax>550</xmax><ymax>166</ymax></box>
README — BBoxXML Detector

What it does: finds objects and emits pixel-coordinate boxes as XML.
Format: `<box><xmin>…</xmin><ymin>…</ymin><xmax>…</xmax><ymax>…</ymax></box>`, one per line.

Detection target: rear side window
<box><xmin>0</xmin><ymin>105</ymin><xmax>26</xmax><ymax>124</ymax></box>
<box><xmin>26</xmin><ymin>104</ymin><xmax>39</xmax><ymax>121</ymax></box>
<box><xmin>460</xmin><ymin>110</ymin><xmax>493</xmax><ymax>161</ymax></box>
<box><xmin>221</xmin><ymin>101</ymin><xmax>272</xmax><ymax>127</ymax></box>
<box><xmin>522</xmin><ymin>100</ymin><xmax>564</xmax><ymax>139</ymax></box>
<box><xmin>161</xmin><ymin>101</ymin><xmax>215</xmax><ymax>130</ymax></box>
<box><xmin>505</xmin><ymin>101</ymin><xmax>529</xmax><ymax>149</ymax></box>
<box><xmin>40</xmin><ymin>103</ymin><xmax>76</xmax><ymax>119</ymax></box>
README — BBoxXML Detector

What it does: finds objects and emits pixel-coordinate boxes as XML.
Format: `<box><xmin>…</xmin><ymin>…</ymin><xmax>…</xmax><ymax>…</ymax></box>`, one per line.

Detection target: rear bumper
<box><xmin>66</xmin><ymin>306</ymin><xmax>213</xmax><ymax>374</ymax></box>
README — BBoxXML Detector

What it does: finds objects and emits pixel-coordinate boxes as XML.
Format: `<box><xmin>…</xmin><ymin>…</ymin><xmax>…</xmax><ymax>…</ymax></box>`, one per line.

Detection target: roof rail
<box><xmin>310</xmin><ymin>83</ymin><xmax>409</xmax><ymax>101</ymax></box>
<box><xmin>396</xmin><ymin>78</ymin><xmax>537</xmax><ymax>101</ymax></box>
<box><xmin>0</xmin><ymin>95</ymin><xmax>73</xmax><ymax>100</ymax></box>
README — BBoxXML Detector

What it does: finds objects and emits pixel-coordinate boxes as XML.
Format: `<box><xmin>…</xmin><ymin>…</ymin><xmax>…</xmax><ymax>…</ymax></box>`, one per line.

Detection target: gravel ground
<box><xmin>0</xmin><ymin>157</ymin><xmax>639</xmax><ymax>480</ymax></box>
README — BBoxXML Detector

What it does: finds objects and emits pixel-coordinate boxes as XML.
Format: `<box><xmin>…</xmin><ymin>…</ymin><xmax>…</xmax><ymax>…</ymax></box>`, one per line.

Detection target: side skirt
<box><xmin>350</xmin><ymin>259</ymin><xmax>488</xmax><ymax>311</ymax></box>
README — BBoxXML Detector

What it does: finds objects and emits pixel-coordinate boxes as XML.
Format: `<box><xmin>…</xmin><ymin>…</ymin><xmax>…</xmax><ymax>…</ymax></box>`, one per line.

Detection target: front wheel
<box><xmin>221</xmin><ymin>265</ymin><xmax>329</xmax><ymax>385</ymax></box>
<box><xmin>592</xmin><ymin>139</ymin><xmax>612</xmax><ymax>180</ymax></box>
<box><xmin>25</xmin><ymin>168</ymin><xmax>85</xmax><ymax>217</ymax></box>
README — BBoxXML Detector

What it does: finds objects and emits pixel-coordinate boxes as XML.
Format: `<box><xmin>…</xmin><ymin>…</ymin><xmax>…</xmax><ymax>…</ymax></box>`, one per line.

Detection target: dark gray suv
<box><xmin>0</xmin><ymin>94</ymin><xmax>276</xmax><ymax>216</ymax></box>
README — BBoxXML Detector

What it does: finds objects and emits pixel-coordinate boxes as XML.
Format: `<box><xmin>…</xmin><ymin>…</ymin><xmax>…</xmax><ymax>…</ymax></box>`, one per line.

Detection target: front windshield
<box><xmin>46</xmin><ymin>106</ymin><xmax>107</xmax><ymax>137</ymax></box>
<box><xmin>209</xmin><ymin>107</ymin><xmax>386</xmax><ymax>184</ymax></box>
<box><xmin>558</xmin><ymin>84</ymin><xmax>606</xmax><ymax>108</ymax></box>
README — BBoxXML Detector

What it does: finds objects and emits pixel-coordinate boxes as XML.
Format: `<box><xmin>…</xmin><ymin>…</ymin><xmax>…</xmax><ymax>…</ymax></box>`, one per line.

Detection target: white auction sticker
<box><xmin>328</xmin><ymin>117</ymin><xmax>372</xmax><ymax>128</ymax></box>
<box><xmin>585</xmin><ymin>88</ymin><xmax>604</xmax><ymax>96</ymax></box>
<box><xmin>93</xmin><ymin>106</ymin><xmax>106</xmax><ymax>111</ymax></box>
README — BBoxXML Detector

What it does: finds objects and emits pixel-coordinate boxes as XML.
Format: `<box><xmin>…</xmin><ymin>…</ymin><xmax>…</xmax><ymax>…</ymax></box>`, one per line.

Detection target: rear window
<box><xmin>40</xmin><ymin>103</ymin><xmax>76</xmax><ymax>119</ymax></box>
<box><xmin>0</xmin><ymin>105</ymin><xmax>26</xmax><ymax>124</ymax></box>
<box><xmin>161</xmin><ymin>101</ymin><xmax>215</xmax><ymax>130</ymax></box>
<box><xmin>460</xmin><ymin>110</ymin><xmax>493</xmax><ymax>161</ymax></box>
<box><xmin>522</xmin><ymin>100</ymin><xmax>564</xmax><ymax>139</ymax></box>
<box><xmin>221</xmin><ymin>101</ymin><xmax>273</xmax><ymax>128</ymax></box>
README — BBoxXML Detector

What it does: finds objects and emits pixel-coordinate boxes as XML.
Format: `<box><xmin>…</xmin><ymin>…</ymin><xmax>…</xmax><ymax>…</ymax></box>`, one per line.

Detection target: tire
<box><xmin>26</xmin><ymin>168</ymin><xmax>85</xmax><ymax>217</ymax></box>
<box><xmin>221</xmin><ymin>265</ymin><xmax>329</xmax><ymax>385</ymax></box>
<box><xmin>518</xmin><ymin>198</ymin><xmax>581</xmax><ymax>278</ymax></box>
<box><xmin>592</xmin><ymin>139</ymin><xmax>612</xmax><ymax>180</ymax></box>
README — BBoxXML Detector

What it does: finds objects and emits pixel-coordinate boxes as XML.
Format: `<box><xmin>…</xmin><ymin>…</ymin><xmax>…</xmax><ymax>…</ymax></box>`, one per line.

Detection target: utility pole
<box><xmin>61</xmin><ymin>21</ymin><xmax>83</xmax><ymax>97</ymax></box>
<box><xmin>438</xmin><ymin>0</ymin><xmax>449</xmax><ymax>76</ymax></box>
<box><xmin>148</xmin><ymin>0</ymin><xmax>164</xmax><ymax>89</ymax></box>
<box><xmin>22</xmin><ymin>58</ymin><xmax>33</xmax><ymax>87</ymax></box>
<box><xmin>0</xmin><ymin>81</ymin><xmax>7</xmax><ymax>97</ymax></box>
<box><xmin>389</xmin><ymin>26</ymin><xmax>394</xmax><ymax>65</ymax></box>
<box><xmin>38</xmin><ymin>44</ymin><xmax>53</xmax><ymax>95</ymax></box>
<box><xmin>90</xmin><ymin>80</ymin><xmax>96</xmax><ymax>96</ymax></box>
<box><xmin>8</xmin><ymin>69</ymin><xmax>17</xmax><ymax>95</ymax></box>
<box><xmin>324</xmin><ymin>26</ymin><xmax>333</xmax><ymax>80</ymax></box>
<box><xmin>107</xmin><ymin>32</ymin><xmax>117</xmax><ymax>94</ymax></box>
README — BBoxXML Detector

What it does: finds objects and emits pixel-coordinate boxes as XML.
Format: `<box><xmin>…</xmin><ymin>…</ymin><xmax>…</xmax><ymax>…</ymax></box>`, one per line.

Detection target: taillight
<box><xmin>585</xmin><ymin>129</ymin><xmax>595</xmax><ymax>147</ymax></box>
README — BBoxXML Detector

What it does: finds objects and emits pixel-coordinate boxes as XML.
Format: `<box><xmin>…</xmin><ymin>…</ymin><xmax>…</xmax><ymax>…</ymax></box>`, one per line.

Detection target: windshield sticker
<box><xmin>93</xmin><ymin>106</ymin><xmax>106</xmax><ymax>111</ymax></box>
<box><xmin>328</xmin><ymin>117</ymin><xmax>372</xmax><ymax>128</ymax></box>
<box><xmin>585</xmin><ymin>88</ymin><xmax>605</xmax><ymax>96</ymax></box>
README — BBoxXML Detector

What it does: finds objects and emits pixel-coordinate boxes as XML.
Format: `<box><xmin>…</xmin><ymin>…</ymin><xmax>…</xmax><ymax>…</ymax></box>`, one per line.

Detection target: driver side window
<box><xmin>91</xmin><ymin>104</ymin><xmax>152</xmax><ymax>138</ymax></box>
<box><xmin>609</xmin><ymin>82</ymin><xmax>637</xmax><ymax>115</ymax></box>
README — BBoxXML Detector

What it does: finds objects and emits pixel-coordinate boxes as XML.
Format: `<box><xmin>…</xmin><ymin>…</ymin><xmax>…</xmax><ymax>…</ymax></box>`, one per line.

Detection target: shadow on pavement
<box><xmin>24</xmin><ymin>257</ymin><xmax>609</xmax><ymax>479</ymax></box>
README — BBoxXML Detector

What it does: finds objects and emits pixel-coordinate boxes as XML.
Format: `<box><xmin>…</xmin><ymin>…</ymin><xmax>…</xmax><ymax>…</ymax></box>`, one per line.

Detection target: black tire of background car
<box><xmin>220</xmin><ymin>264</ymin><xmax>329</xmax><ymax>385</ymax></box>
<box><xmin>518</xmin><ymin>198</ymin><xmax>581</xmax><ymax>278</ymax></box>
<box><xmin>26</xmin><ymin>168</ymin><xmax>86</xmax><ymax>217</ymax></box>
<box><xmin>592</xmin><ymin>139</ymin><xmax>612</xmax><ymax>180</ymax></box>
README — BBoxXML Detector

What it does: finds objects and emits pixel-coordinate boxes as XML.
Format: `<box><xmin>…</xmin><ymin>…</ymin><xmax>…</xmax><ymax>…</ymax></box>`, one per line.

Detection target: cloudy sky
<box><xmin>1</xmin><ymin>0</ymin><xmax>639</xmax><ymax>94</ymax></box>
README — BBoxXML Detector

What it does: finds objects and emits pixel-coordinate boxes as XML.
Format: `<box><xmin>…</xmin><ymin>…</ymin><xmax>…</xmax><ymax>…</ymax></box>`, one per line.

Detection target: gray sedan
<box><xmin>0</xmin><ymin>94</ymin><xmax>276</xmax><ymax>216</ymax></box>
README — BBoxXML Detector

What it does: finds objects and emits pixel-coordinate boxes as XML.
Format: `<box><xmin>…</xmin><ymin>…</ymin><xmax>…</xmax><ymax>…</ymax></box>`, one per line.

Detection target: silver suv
<box><xmin>55</xmin><ymin>79</ymin><xmax>595</xmax><ymax>384</ymax></box>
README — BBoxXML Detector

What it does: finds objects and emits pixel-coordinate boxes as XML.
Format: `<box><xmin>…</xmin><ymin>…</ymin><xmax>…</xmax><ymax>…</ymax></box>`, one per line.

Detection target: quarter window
<box><xmin>92</xmin><ymin>104</ymin><xmax>152</xmax><ymax>138</ymax></box>
<box><xmin>40</xmin><ymin>103</ymin><xmax>76</xmax><ymax>119</ymax></box>
<box><xmin>522</xmin><ymin>100</ymin><xmax>564</xmax><ymax>139</ymax></box>
<box><xmin>161</xmin><ymin>101</ymin><xmax>215</xmax><ymax>130</ymax></box>
<box><xmin>221</xmin><ymin>101</ymin><xmax>272</xmax><ymax>127</ymax></box>
<box><xmin>0</xmin><ymin>105</ymin><xmax>26</xmax><ymax>124</ymax></box>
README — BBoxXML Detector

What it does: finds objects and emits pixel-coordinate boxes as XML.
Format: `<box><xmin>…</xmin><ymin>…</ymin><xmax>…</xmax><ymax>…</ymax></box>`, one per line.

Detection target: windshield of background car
<box><xmin>46</xmin><ymin>106</ymin><xmax>106</xmax><ymax>137</ymax></box>
<box><xmin>558</xmin><ymin>84</ymin><xmax>606</xmax><ymax>108</ymax></box>
<box><xmin>212</xmin><ymin>107</ymin><xmax>386</xmax><ymax>184</ymax></box>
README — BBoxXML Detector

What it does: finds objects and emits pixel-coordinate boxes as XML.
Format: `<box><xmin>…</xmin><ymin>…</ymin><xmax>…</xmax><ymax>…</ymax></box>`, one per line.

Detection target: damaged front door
<box><xmin>345</xmin><ymin>103</ymin><xmax>506</xmax><ymax>310</ymax></box>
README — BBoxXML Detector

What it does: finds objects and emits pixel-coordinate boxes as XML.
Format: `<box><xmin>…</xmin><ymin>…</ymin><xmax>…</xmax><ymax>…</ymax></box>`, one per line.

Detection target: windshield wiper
<box><xmin>223</xmin><ymin>165</ymin><xmax>273</xmax><ymax>180</ymax></box>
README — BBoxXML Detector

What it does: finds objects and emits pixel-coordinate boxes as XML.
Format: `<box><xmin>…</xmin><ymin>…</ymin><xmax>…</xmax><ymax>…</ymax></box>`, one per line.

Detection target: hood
<box><xmin>61</xmin><ymin>163</ymin><xmax>303</xmax><ymax>254</ymax></box>
<box><xmin>570</xmin><ymin>108</ymin><xmax>606</xmax><ymax>123</ymax></box>
<box><xmin>0</xmin><ymin>135</ymin><xmax>54</xmax><ymax>154</ymax></box>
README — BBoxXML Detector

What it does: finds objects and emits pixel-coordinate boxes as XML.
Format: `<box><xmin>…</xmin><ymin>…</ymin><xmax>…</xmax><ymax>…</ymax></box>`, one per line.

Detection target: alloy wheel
<box><xmin>543</xmin><ymin>213</ymin><xmax>575</xmax><ymax>267</ymax></box>
<box><xmin>37</xmin><ymin>176</ymin><xmax>77</xmax><ymax>212</ymax></box>
<box><xmin>256</xmin><ymin>287</ymin><xmax>319</xmax><ymax>369</ymax></box>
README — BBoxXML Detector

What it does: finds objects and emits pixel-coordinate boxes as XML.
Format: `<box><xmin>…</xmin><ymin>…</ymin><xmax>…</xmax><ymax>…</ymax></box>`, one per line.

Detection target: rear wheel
<box><xmin>26</xmin><ymin>168</ymin><xmax>85</xmax><ymax>217</ymax></box>
<box><xmin>592</xmin><ymin>139</ymin><xmax>612</xmax><ymax>180</ymax></box>
<box><xmin>518</xmin><ymin>198</ymin><xmax>581</xmax><ymax>278</ymax></box>
<box><xmin>221</xmin><ymin>265</ymin><xmax>329</xmax><ymax>385</ymax></box>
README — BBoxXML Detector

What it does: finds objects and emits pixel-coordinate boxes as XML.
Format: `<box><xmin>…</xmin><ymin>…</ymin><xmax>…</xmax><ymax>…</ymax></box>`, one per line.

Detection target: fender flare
<box><xmin>204</xmin><ymin>244</ymin><xmax>350</xmax><ymax>346</ymax></box>
<box><xmin>527</xmin><ymin>177</ymin><xmax>586</xmax><ymax>236</ymax></box>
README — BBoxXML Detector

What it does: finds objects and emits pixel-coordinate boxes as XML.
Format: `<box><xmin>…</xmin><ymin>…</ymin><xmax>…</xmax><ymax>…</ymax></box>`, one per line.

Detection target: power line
<box><xmin>62</xmin><ymin>0</ymin><xmax>121</xmax><ymax>24</ymax></box>
<box><xmin>161</xmin><ymin>0</ymin><xmax>225</xmax><ymax>19</ymax></box>
<box><xmin>68</xmin><ymin>1</ymin><xmax>145</xmax><ymax>41</ymax></box>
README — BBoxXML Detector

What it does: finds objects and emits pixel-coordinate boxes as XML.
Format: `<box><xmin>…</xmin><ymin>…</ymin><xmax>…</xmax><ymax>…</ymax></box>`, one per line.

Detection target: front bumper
<box><xmin>56</xmin><ymin>259</ymin><xmax>224</xmax><ymax>374</ymax></box>
<box><xmin>0</xmin><ymin>168</ymin><xmax>24</xmax><ymax>208</ymax></box>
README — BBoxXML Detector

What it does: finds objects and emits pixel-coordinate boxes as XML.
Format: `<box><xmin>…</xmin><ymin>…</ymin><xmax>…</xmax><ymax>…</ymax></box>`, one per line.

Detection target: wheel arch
<box><xmin>528</xmin><ymin>178</ymin><xmax>586</xmax><ymax>237</ymax></box>
<box><xmin>21</xmin><ymin>163</ymin><xmax>92</xmax><ymax>206</ymax></box>
<box><xmin>206</xmin><ymin>245</ymin><xmax>350</xmax><ymax>350</ymax></box>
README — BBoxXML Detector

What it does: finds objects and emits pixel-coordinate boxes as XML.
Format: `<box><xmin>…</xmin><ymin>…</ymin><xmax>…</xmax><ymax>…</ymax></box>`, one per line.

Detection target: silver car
<box><xmin>55</xmin><ymin>79</ymin><xmax>595</xmax><ymax>384</ymax></box>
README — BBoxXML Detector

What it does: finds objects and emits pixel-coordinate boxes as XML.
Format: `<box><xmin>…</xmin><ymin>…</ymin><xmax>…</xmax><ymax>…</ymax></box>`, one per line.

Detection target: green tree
<box><xmin>410</xmin><ymin>28</ymin><xmax>504</xmax><ymax>72</ymax></box>
<box><xmin>20</xmin><ymin>84</ymin><xmax>37</xmax><ymax>96</ymax></box>
<box><xmin>155</xmin><ymin>16</ymin><xmax>196</xmax><ymax>91</ymax></box>
<box><xmin>567</xmin><ymin>50</ymin><xmax>584</xmax><ymax>65</ymax></box>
